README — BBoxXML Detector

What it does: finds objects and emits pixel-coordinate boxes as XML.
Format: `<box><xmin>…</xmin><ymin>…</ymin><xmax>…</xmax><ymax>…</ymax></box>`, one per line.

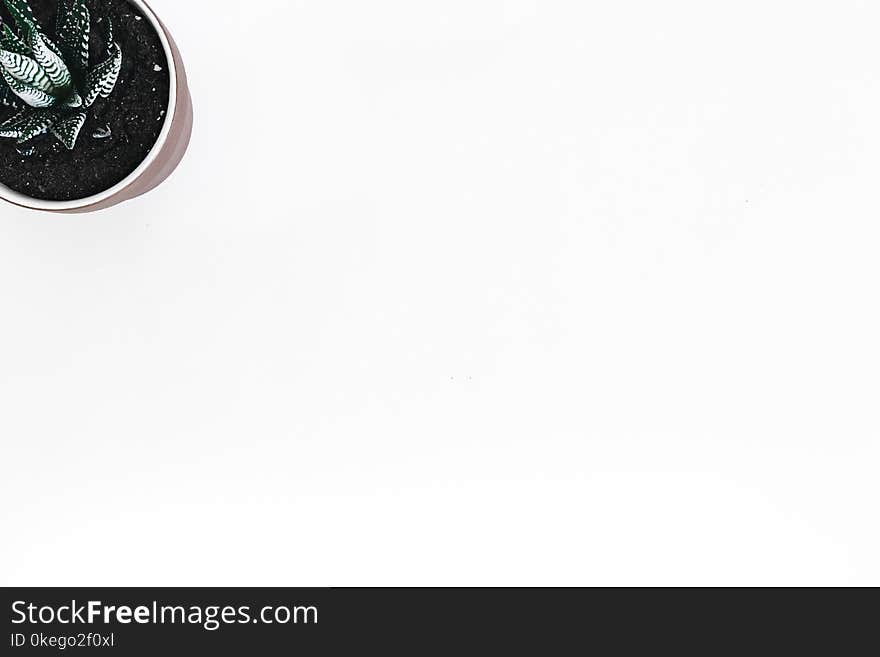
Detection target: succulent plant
<box><xmin>0</xmin><ymin>0</ymin><xmax>121</xmax><ymax>150</ymax></box>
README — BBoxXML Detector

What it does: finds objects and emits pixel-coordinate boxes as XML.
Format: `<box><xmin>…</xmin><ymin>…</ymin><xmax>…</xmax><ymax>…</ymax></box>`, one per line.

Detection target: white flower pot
<box><xmin>0</xmin><ymin>0</ymin><xmax>193</xmax><ymax>213</ymax></box>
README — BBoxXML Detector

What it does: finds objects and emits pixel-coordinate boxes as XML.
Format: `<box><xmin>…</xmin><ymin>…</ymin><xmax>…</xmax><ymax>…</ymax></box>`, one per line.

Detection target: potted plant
<box><xmin>0</xmin><ymin>0</ymin><xmax>191</xmax><ymax>212</ymax></box>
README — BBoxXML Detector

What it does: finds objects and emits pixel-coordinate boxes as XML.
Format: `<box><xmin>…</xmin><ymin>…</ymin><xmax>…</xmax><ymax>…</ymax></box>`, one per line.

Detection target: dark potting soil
<box><xmin>0</xmin><ymin>0</ymin><xmax>170</xmax><ymax>201</ymax></box>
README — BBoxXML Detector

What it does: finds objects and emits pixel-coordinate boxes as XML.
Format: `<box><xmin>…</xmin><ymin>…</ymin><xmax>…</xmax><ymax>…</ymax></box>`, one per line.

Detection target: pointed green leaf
<box><xmin>84</xmin><ymin>43</ymin><xmax>121</xmax><ymax>107</ymax></box>
<box><xmin>101</xmin><ymin>18</ymin><xmax>114</xmax><ymax>57</ymax></box>
<box><xmin>15</xmin><ymin>107</ymin><xmax>57</xmax><ymax>142</ymax></box>
<box><xmin>26</xmin><ymin>25</ymin><xmax>71</xmax><ymax>90</ymax></box>
<box><xmin>0</xmin><ymin>49</ymin><xmax>56</xmax><ymax>93</ymax></box>
<box><xmin>0</xmin><ymin>66</ymin><xmax>55</xmax><ymax>107</ymax></box>
<box><xmin>56</xmin><ymin>0</ymin><xmax>89</xmax><ymax>75</ymax></box>
<box><xmin>27</xmin><ymin>21</ymin><xmax>66</xmax><ymax>60</ymax></box>
<box><xmin>0</xmin><ymin>77</ymin><xmax>24</xmax><ymax>108</ymax></box>
<box><xmin>2</xmin><ymin>0</ymin><xmax>40</xmax><ymax>36</ymax></box>
<box><xmin>0</xmin><ymin>106</ymin><xmax>27</xmax><ymax>127</ymax></box>
<box><xmin>0</xmin><ymin>24</ymin><xmax>30</xmax><ymax>56</ymax></box>
<box><xmin>49</xmin><ymin>109</ymin><xmax>85</xmax><ymax>149</ymax></box>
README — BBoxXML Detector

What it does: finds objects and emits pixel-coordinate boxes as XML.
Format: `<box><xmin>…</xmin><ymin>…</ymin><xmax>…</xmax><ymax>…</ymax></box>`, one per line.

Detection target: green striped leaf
<box><xmin>0</xmin><ymin>106</ymin><xmax>27</xmax><ymax>128</ymax></box>
<box><xmin>2</xmin><ymin>0</ymin><xmax>39</xmax><ymax>34</ymax></box>
<box><xmin>0</xmin><ymin>49</ymin><xmax>56</xmax><ymax>93</ymax></box>
<box><xmin>28</xmin><ymin>21</ymin><xmax>67</xmax><ymax>61</ymax></box>
<box><xmin>25</xmin><ymin>25</ymin><xmax>72</xmax><ymax>90</ymax></box>
<box><xmin>101</xmin><ymin>18</ymin><xmax>114</xmax><ymax>58</ymax></box>
<box><xmin>0</xmin><ymin>66</ymin><xmax>55</xmax><ymax>107</ymax></box>
<box><xmin>15</xmin><ymin>107</ymin><xmax>57</xmax><ymax>143</ymax></box>
<box><xmin>56</xmin><ymin>0</ymin><xmax>89</xmax><ymax>76</ymax></box>
<box><xmin>0</xmin><ymin>78</ymin><xmax>24</xmax><ymax>107</ymax></box>
<box><xmin>83</xmin><ymin>43</ymin><xmax>121</xmax><ymax>107</ymax></box>
<box><xmin>0</xmin><ymin>24</ymin><xmax>30</xmax><ymax>56</ymax></box>
<box><xmin>49</xmin><ymin>109</ymin><xmax>84</xmax><ymax>149</ymax></box>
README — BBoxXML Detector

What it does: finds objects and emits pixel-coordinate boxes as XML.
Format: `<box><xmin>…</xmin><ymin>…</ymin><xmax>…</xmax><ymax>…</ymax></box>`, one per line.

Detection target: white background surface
<box><xmin>2</xmin><ymin>0</ymin><xmax>879</xmax><ymax>586</ymax></box>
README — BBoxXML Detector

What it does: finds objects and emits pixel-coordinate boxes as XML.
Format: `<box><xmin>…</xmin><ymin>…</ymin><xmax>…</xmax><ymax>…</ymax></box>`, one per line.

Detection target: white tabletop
<box><xmin>1</xmin><ymin>0</ymin><xmax>878</xmax><ymax>586</ymax></box>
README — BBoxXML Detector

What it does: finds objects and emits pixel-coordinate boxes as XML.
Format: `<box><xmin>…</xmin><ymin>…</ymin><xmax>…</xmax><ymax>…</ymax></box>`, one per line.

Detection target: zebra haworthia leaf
<box><xmin>1</xmin><ymin>24</ymin><xmax>30</xmax><ymax>56</ymax></box>
<box><xmin>50</xmin><ymin>109</ymin><xmax>84</xmax><ymax>149</ymax></box>
<box><xmin>0</xmin><ymin>78</ymin><xmax>23</xmax><ymax>107</ymax></box>
<box><xmin>0</xmin><ymin>0</ymin><xmax>123</xmax><ymax>150</ymax></box>
<box><xmin>0</xmin><ymin>106</ymin><xmax>25</xmax><ymax>126</ymax></box>
<box><xmin>26</xmin><ymin>27</ymin><xmax>72</xmax><ymax>91</ymax></box>
<box><xmin>56</xmin><ymin>0</ymin><xmax>89</xmax><ymax>74</ymax></box>
<box><xmin>15</xmin><ymin>108</ymin><xmax>57</xmax><ymax>143</ymax></box>
<box><xmin>100</xmin><ymin>17</ymin><xmax>113</xmax><ymax>57</ymax></box>
<box><xmin>0</xmin><ymin>49</ymin><xmax>56</xmax><ymax>93</ymax></box>
<box><xmin>0</xmin><ymin>66</ymin><xmax>55</xmax><ymax>107</ymax></box>
<box><xmin>0</xmin><ymin>106</ymin><xmax>25</xmax><ymax>135</ymax></box>
<box><xmin>84</xmin><ymin>43</ymin><xmax>121</xmax><ymax>107</ymax></box>
<box><xmin>2</xmin><ymin>0</ymin><xmax>39</xmax><ymax>35</ymax></box>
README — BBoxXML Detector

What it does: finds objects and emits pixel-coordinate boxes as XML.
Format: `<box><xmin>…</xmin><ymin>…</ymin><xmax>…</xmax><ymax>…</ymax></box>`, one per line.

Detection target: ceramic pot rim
<box><xmin>0</xmin><ymin>0</ymin><xmax>178</xmax><ymax>212</ymax></box>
